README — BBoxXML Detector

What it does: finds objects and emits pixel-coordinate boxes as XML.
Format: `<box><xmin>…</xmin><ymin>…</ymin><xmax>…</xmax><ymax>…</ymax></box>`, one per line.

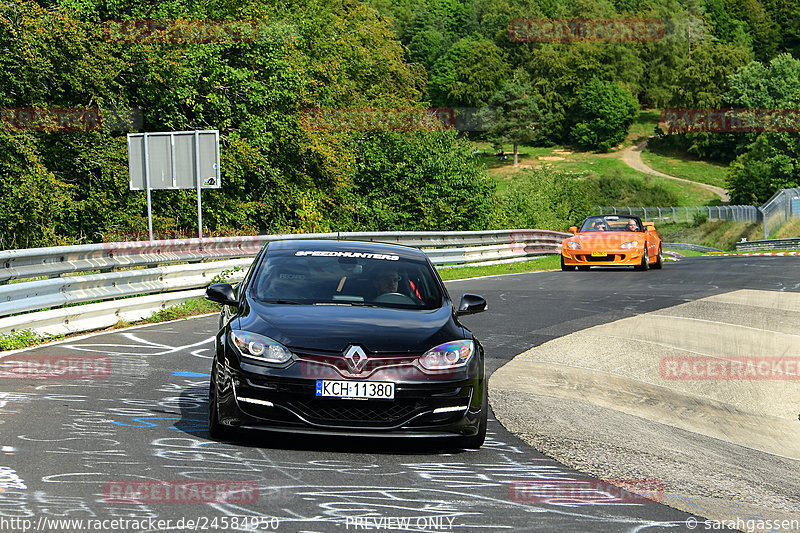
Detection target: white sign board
<box><xmin>128</xmin><ymin>130</ymin><xmax>220</xmax><ymax>190</ymax></box>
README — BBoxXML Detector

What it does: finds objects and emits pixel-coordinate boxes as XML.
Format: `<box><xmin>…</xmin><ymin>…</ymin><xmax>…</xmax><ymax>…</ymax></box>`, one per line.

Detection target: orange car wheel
<box><xmin>635</xmin><ymin>248</ymin><xmax>649</xmax><ymax>271</ymax></box>
<box><xmin>652</xmin><ymin>246</ymin><xmax>663</xmax><ymax>269</ymax></box>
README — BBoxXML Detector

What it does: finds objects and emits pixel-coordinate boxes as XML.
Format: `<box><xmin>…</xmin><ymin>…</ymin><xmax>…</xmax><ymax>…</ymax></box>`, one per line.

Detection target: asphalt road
<box><xmin>2</xmin><ymin>256</ymin><xmax>797</xmax><ymax>533</ymax></box>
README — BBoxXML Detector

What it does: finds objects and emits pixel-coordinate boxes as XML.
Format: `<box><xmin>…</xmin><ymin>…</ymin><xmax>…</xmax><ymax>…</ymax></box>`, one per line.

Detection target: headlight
<box><xmin>566</xmin><ymin>241</ymin><xmax>582</xmax><ymax>250</ymax></box>
<box><xmin>230</xmin><ymin>330</ymin><xmax>292</xmax><ymax>363</ymax></box>
<box><xmin>619</xmin><ymin>241</ymin><xmax>639</xmax><ymax>250</ymax></box>
<box><xmin>419</xmin><ymin>340</ymin><xmax>474</xmax><ymax>371</ymax></box>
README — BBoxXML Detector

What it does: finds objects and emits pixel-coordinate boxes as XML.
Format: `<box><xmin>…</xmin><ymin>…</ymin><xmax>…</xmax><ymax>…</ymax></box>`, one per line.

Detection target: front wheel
<box><xmin>635</xmin><ymin>249</ymin><xmax>649</xmax><ymax>271</ymax></box>
<box><xmin>560</xmin><ymin>255</ymin><xmax>575</xmax><ymax>271</ymax></box>
<box><xmin>652</xmin><ymin>246</ymin><xmax>663</xmax><ymax>269</ymax></box>
<box><xmin>458</xmin><ymin>379</ymin><xmax>487</xmax><ymax>449</ymax></box>
<box><xmin>208</xmin><ymin>368</ymin><xmax>227</xmax><ymax>439</ymax></box>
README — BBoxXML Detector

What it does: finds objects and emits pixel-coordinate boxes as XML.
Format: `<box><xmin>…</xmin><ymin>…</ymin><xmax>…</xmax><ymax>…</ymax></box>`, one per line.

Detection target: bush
<box><xmin>345</xmin><ymin>130</ymin><xmax>497</xmax><ymax>231</ymax></box>
<box><xmin>494</xmin><ymin>168</ymin><xmax>594</xmax><ymax>230</ymax></box>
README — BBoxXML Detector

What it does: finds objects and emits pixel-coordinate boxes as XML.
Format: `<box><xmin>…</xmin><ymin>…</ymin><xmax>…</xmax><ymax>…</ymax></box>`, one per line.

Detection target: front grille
<box><xmin>582</xmin><ymin>254</ymin><xmax>621</xmax><ymax>262</ymax></box>
<box><xmin>290</xmin><ymin>399</ymin><xmax>419</xmax><ymax>424</ymax></box>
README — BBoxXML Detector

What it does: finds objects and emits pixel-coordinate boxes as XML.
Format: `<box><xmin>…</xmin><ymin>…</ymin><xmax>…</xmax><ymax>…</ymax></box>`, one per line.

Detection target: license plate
<box><xmin>591</xmin><ymin>251</ymin><xmax>608</xmax><ymax>257</ymax></box>
<box><xmin>315</xmin><ymin>380</ymin><xmax>395</xmax><ymax>399</ymax></box>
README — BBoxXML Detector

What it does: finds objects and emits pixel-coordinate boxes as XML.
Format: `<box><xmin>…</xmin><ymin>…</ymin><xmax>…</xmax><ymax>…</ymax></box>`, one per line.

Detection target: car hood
<box><xmin>237</xmin><ymin>300</ymin><xmax>463</xmax><ymax>354</ymax></box>
<box><xmin>571</xmin><ymin>232</ymin><xmax>642</xmax><ymax>247</ymax></box>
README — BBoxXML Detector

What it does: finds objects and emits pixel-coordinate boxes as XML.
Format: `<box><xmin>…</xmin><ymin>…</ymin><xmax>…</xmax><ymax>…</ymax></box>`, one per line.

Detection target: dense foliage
<box><xmin>0</xmin><ymin>0</ymin><xmax>493</xmax><ymax>248</ymax></box>
<box><xmin>1</xmin><ymin>0</ymin><xmax>799</xmax><ymax>247</ymax></box>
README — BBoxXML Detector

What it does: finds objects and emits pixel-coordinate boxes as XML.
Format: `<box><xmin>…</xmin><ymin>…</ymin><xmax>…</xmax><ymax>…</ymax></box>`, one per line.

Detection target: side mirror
<box><xmin>206</xmin><ymin>283</ymin><xmax>238</xmax><ymax>306</ymax></box>
<box><xmin>644</xmin><ymin>222</ymin><xmax>655</xmax><ymax>231</ymax></box>
<box><xmin>456</xmin><ymin>294</ymin><xmax>487</xmax><ymax>316</ymax></box>
<box><xmin>569</xmin><ymin>226</ymin><xmax>578</xmax><ymax>235</ymax></box>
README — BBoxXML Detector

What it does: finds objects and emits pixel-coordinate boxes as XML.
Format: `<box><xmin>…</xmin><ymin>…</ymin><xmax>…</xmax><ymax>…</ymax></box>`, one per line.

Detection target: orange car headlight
<box><xmin>566</xmin><ymin>241</ymin><xmax>582</xmax><ymax>250</ymax></box>
<box><xmin>619</xmin><ymin>241</ymin><xmax>639</xmax><ymax>250</ymax></box>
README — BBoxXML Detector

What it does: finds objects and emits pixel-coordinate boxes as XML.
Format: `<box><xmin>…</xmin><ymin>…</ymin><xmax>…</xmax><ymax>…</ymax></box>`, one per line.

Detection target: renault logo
<box><xmin>343</xmin><ymin>345</ymin><xmax>368</xmax><ymax>374</ymax></box>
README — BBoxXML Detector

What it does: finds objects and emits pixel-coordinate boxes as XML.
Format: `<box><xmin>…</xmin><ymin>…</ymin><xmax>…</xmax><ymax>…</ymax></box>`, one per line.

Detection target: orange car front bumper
<box><xmin>561</xmin><ymin>247</ymin><xmax>645</xmax><ymax>266</ymax></box>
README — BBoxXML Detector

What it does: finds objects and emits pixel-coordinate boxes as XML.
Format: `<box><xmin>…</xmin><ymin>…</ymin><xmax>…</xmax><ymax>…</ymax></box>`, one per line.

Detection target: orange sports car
<box><xmin>561</xmin><ymin>215</ymin><xmax>663</xmax><ymax>271</ymax></box>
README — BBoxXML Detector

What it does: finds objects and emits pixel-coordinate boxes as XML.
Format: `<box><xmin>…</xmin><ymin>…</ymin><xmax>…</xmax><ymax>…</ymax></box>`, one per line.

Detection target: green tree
<box><xmin>724</xmin><ymin>54</ymin><xmax>800</xmax><ymax>203</ymax></box>
<box><xmin>428</xmin><ymin>36</ymin><xmax>509</xmax><ymax>107</ymax></box>
<box><xmin>478</xmin><ymin>69</ymin><xmax>542</xmax><ymax>166</ymax></box>
<box><xmin>347</xmin><ymin>130</ymin><xmax>496</xmax><ymax>230</ymax></box>
<box><xmin>495</xmin><ymin>168</ymin><xmax>594</xmax><ymax>230</ymax></box>
<box><xmin>569</xmin><ymin>79</ymin><xmax>639</xmax><ymax>152</ymax></box>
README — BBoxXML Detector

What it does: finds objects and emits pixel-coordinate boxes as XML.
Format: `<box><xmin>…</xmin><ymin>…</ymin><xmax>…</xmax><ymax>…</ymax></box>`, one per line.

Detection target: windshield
<box><xmin>579</xmin><ymin>215</ymin><xmax>642</xmax><ymax>233</ymax></box>
<box><xmin>251</xmin><ymin>249</ymin><xmax>444</xmax><ymax>309</ymax></box>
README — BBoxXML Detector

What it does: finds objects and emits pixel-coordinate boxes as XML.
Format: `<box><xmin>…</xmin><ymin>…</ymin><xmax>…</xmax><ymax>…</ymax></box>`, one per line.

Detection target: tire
<box><xmin>560</xmin><ymin>255</ymin><xmax>575</xmax><ymax>271</ymax></box>
<box><xmin>208</xmin><ymin>368</ymin><xmax>227</xmax><ymax>439</ymax></box>
<box><xmin>635</xmin><ymin>248</ymin><xmax>649</xmax><ymax>271</ymax></box>
<box><xmin>459</xmin><ymin>378</ymin><xmax>488</xmax><ymax>449</ymax></box>
<box><xmin>652</xmin><ymin>246</ymin><xmax>663</xmax><ymax>269</ymax></box>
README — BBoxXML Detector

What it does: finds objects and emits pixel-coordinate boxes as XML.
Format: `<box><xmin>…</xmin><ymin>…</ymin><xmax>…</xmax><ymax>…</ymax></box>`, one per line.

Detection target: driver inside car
<box><xmin>373</xmin><ymin>266</ymin><xmax>401</xmax><ymax>296</ymax></box>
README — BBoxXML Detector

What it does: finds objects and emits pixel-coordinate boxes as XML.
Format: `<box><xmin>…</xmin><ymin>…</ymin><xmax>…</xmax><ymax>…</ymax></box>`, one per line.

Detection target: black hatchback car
<box><xmin>205</xmin><ymin>239</ymin><xmax>488</xmax><ymax>448</ymax></box>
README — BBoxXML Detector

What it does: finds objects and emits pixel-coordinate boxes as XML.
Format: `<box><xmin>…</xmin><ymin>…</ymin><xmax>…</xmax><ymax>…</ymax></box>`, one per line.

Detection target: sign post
<box><xmin>128</xmin><ymin>130</ymin><xmax>220</xmax><ymax>240</ymax></box>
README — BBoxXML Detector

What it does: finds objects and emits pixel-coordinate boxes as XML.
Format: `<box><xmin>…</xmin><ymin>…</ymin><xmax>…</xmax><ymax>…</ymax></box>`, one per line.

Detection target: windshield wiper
<box><xmin>260</xmin><ymin>299</ymin><xmax>304</xmax><ymax>305</ymax></box>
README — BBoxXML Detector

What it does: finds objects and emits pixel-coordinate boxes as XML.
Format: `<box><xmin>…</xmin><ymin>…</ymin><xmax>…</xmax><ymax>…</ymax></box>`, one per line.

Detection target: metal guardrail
<box><xmin>0</xmin><ymin>229</ymin><xmax>568</xmax><ymax>338</ymax></box>
<box><xmin>736</xmin><ymin>238</ymin><xmax>800</xmax><ymax>252</ymax></box>
<box><xmin>663</xmin><ymin>243</ymin><xmax>723</xmax><ymax>253</ymax></box>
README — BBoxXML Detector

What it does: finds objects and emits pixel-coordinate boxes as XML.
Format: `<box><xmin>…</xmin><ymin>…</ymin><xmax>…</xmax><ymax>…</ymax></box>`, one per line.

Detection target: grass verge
<box><xmin>771</xmin><ymin>218</ymin><xmax>800</xmax><ymax>239</ymax></box>
<box><xmin>473</xmin><ymin>141</ymin><xmax>717</xmax><ymax>206</ymax></box>
<box><xmin>640</xmin><ymin>146</ymin><xmax>729</xmax><ymax>188</ymax></box>
<box><xmin>438</xmin><ymin>255</ymin><xmax>561</xmax><ymax>280</ymax></box>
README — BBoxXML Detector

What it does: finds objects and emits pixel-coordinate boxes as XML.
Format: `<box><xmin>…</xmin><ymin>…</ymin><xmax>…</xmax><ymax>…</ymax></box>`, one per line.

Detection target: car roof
<box><xmin>266</xmin><ymin>239</ymin><xmax>429</xmax><ymax>261</ymax></box>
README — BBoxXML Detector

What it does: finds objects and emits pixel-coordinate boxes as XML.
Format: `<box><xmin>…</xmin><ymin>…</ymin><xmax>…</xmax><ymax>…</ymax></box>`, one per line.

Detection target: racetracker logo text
<box><xmin>300</xmin><ymin>108</ymin><xmax>456</xmax><ymax>132</ymax></box>
<box><xmin>660</xmin><ymin>356</ymin><xmax>800</xmax><ymax>380</ymax></box>
<box><xmin>661</xmin><ymin>108</ymin><xmax>800</xmax><ymax>133</ymax></box>
<box><xmin>301</xmin><ymin>359</ymin><xmax>458</xmax><ymax>379</ymax></box>
<box><xmin>0</xmin><ymin>355</ymin><xmax>111</xmax><ymax>379</ymax></box>
<box><xmin>509</xmin><ymin>18</ymin><xmax>664</xmax><ymax>42</ymax></box>
<box><xmin>0</xmin><ymin>107</ymin><xmax>142</xmax><ymax>132</ymax></box>
<box><xmin>104</xmin><ymin>20</ymin><xmax>266</xmax><ymax>43</ymax></box>
<box><xmin>509</xmin><ymin>479</ymin><xmax>664</xmax><ymax>504</ymax></box>
<box><xmin>103</xmin><ymin>480</ymin><xmax>259</xmax><ymax>504</ymax></box>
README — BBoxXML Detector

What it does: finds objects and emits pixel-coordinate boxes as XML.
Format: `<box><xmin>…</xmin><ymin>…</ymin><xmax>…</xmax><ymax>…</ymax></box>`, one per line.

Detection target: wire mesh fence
<box><xmin>596</xmin><ymin>205</ymin><xmax>760</xmax><ymax>224</ymax></box>
<box><xmin>759</xmin><ymin>187</ymin><xmax>800</xmax><ymax>239</ymax></box>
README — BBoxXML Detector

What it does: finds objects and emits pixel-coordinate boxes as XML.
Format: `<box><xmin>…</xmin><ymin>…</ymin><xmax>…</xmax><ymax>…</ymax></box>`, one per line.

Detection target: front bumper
<box><xmin>561</xmin><ymin>248</ymin><xmax>644</xmax><ymax>266</ymax></box>
<box><xmin>212</xmin><ymin>349</ymin><xmax>485</xmax><ymax>438</ymax></box>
